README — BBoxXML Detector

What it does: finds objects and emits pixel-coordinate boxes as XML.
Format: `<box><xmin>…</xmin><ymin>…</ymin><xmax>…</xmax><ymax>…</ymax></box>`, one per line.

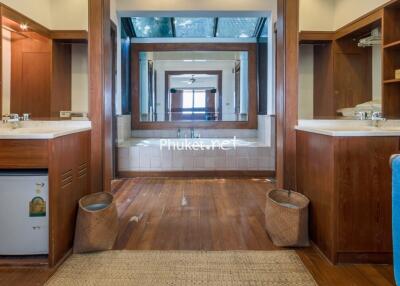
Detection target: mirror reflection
<box><xmin>1</xmin><ymin>8</ymin><xmax>88</xmax><ymax>120</ymax></box>
<box><xmin>139</xmin><ymin>51</ymin><xmax>249</xmax><ymax>122</ymax></box>
<box><xmin>299</xmin><ymin>23</ymin><xmax>382</xmax><ymax>120</ymax></box>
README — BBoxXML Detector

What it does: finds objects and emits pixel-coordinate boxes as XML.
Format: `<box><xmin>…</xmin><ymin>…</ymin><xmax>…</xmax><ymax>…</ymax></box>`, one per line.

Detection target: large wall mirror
<box><xmin>298</xmin><ymin>5</ymin><xmax>383</xmax><ymax>120</ymax></box>
<box><xmin>1</xmin><ymin>3</ymin><xmax>88</xmax><ymax>120</ymax></box>
<box><xmin>132</xmin><ymin>44</ymin><xmax>257</xmax><ymax>129</ymax></box>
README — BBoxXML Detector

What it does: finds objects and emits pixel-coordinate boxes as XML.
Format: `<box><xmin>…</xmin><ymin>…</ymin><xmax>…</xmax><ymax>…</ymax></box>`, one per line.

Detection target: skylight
<box><xmin>127</xmin><ymin>17</ymin><xmax>267</xmax><ymax>39</ymax></box>
<box><xmin>131</xmin><ymin>17</ymin><xmax>172</xmax><ymax>38</ymax></box>
<box><xmin>174</xmin><ymin>18</ymin><xmax>215</xmax><ymax>38</ymax></box>
<box><xmin>216</xmin><ymin>18</ymin><xmax>260</xmax><ymax>38</ymax></box>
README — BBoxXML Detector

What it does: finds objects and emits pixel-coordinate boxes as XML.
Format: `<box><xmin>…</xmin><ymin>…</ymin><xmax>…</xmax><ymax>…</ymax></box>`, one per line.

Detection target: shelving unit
<box><xmin>382</xmin><ymin>2</ymin><xmax>400</xmax><ymax>118</ymax></box>
<box><xmin>384</xmin><ymin>79</ymin><xmax>400</xmax><ymax>84</ymax></box>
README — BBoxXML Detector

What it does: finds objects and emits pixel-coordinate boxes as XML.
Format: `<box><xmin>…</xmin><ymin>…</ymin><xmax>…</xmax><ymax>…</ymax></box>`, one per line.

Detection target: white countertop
<box><xmin>0</xmin><ymin>121</ymin><xmax>92</xmax><ymax>139</ymax></box>
<box><xmin>296</xmin><ymin>120</ymin><xmax>400</xmax><ymax>137</ymax></box>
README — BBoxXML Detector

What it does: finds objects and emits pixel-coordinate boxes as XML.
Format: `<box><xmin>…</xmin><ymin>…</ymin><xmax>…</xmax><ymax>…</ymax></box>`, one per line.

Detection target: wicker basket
<box><xmin>73</xmin><ymin>192</ymin><xmax>119</xmax><ymax>253</ymax></box>
<box><xmin>265</xmin><ymin>189</ymin><xmax>310</xmax><ymax>247</ymax></box>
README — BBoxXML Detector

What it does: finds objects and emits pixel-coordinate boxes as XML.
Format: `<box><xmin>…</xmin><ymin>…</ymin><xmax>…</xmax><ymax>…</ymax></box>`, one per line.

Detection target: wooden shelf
<box><xmin>384</xmin><ymin>40</ymin><xmax>400</xmax><ymax>49</ymax></box>
<box><xmin>384</xmin><ymin>79</ymin><xmax>400</xmax><ymax>84</ymax></box>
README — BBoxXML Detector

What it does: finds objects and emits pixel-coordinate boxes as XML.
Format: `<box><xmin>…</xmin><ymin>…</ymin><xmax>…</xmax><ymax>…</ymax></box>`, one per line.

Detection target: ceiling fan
<box><xmin>187</xmin><ymin>75</ymin><xmax>196</xmax><ymax>85</ymax></box>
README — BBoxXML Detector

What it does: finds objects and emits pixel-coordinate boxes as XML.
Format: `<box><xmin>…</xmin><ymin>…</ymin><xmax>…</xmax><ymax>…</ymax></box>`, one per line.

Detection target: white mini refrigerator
<box><xmin>0</xmin><ymin>170</ymin><xmax>49</xmax><ymax>255</ymax></box>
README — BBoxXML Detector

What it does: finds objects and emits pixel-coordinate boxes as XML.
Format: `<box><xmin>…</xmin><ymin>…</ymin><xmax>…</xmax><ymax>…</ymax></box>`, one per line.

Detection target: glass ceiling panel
<box><xmin>259</xmin><ymin>21</ymin><xmax>268</xmax><ymax>38</ymax></box>
<box><xmin>216</xmin><ymin>17</ymin><xmax>260</xmax><ymax>38</ymax></box>
<box><xmin>174</xmin><ymin>18</ymin><xmax>215</xmax><ymax>38</ymax></box>
<box><xmin>131</xmin><ymin>17</ymin><xmax>172</xmax><ymax>38</ymax></box>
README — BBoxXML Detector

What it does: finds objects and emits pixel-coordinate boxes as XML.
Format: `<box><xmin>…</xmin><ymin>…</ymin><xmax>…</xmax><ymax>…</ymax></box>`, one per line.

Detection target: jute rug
<box><xmin>45</xmin><ymin>250</ymin><xmax>317</xmax><ymax>286</ymax></box>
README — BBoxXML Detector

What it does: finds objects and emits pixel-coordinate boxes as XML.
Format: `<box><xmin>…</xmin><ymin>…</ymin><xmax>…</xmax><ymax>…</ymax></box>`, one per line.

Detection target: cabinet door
<box><xmin>335</xmin><ymin>137</ymin><xmax>397</xmax><ymax>254</ymax></box>
<box><xmin>48</xmin><ymin>131</ymin><xmax>90</xmax><ymax>266</ymax></box>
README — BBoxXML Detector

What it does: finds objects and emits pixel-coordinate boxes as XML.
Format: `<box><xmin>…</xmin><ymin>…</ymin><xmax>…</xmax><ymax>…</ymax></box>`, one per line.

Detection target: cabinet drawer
<box><xmin>0</xmin><ymin>140</ymin><xmax>48</xmax><ymax>168</ymax></box>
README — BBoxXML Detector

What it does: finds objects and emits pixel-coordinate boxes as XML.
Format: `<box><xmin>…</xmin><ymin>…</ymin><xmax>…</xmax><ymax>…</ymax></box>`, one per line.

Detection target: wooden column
<box><xmin>276</xmin><ymin>0</ymin><xmax>299</xmax><ymax>190</ymax></box>
<box><xmin>88</xmin><ymin>0</ymin><xmax>113</xmax><ymax>193</ymax></box>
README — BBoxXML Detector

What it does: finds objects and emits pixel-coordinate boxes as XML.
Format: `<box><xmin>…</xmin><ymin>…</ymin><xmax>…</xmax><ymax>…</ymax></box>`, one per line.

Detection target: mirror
<box><xmin>138</xmin><ymin>51</ymin><xmax>249</xmax><ymax>122</ymax></box>
<box><xmin>1</xmin><ymin>3</ymin><xmax>88</xmax><ymax>120</ymax></box>
<box><xmin>298</xmin><ymin>20</ymin><xmax>382</xmax><ymax>120</ymax></box>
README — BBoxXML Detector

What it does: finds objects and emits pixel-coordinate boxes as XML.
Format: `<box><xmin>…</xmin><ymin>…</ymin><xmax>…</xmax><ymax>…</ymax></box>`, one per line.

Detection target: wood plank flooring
<box><xmin>0</xmin><ymin>178</ymin><xmax>395</xmax><ymax>286</ymax></box>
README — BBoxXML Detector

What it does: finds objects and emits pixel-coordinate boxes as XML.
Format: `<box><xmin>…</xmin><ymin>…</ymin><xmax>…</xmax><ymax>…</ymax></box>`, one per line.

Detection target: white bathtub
<box><xmin>118</xmin><ymin>137</ymin><xmax>275</xmax><ymax>172</ymax></box>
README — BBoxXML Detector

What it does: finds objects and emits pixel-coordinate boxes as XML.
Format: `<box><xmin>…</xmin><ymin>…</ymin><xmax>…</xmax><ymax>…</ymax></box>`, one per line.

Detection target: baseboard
<box><xmin>336</xmin><ymin>252</ymin><xmax>393</xmax><ymax>264</ymax></box>
<box><xmin>118</xmin><ymin>170</ymin><xmax>275</xmax><ymax>178</ymax></box>
<box><xmin>310</xmin><ymin>241</ymin><xmax>393</xmax><ymax>265</ymax></box>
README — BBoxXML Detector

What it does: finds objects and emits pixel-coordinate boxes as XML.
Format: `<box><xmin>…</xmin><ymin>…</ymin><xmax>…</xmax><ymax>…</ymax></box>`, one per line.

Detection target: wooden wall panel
<box><xmin>88</xmin><ymin>0</ymin><xmax>113</xmax><ymax>193</ymax></box>
<box><xmin>51</xmin><ymin>42</ymin><xmax>72</xmax><ymax>117</ymax></box>
<box><xmin>276</xmin><ymin>0</ymin><xmax>299</xmax><ymax>190</ymax></box>
<box><xmin>333</xmin><ymin>38</ymin><xmax>372</xmax><ymax>111</ymax></box>
<box><xmin>10</xmin><ymin>33</ymin><xmax>52</xmax><ymax>118</ymax></box>
<box><xmin>313</xmin><ymin>43</ymin><xmax>335</xmax><ymax>118</ymax></box>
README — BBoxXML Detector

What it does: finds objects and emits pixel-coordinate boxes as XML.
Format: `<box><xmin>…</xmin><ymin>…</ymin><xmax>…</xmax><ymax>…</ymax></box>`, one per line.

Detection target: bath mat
<box><xmin>45</xmin><ymin>250</ymin><xmax>317</xmax><ymax>286</ymax></box>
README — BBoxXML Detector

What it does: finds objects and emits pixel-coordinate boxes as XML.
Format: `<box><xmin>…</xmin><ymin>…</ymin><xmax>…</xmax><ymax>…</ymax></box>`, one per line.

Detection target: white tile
<box><xmin>225</xmin><ymin>156</ymin><xmax>237</xmax><ymax>170</ymax></box>
<box><xmin>215</xmin><ymin>157</ymin><xmax>227</xmax><ymax>170</ymax></box>
<box><xmin>183</xmin><ymin>156</ymin><xmax>194</xmax><ymax>170</ymax></box>
<box><xmin>205</xmin><ymin>157</ymin><xmax>215</xmax><ymax>169</ymax></box>
<box><xmin>118</xmin><ymin>147</ymin><xmax>129</xmax><ymax>171</ymax></box>
<box><xmin>237</xmin><ymin>157</ymin><xmax>249</xmax><ymax>169</ymax></box>
<box><xmin>150</xmin><ymin>156</ymin><xmax>161</xmax><ymax>169</ymax></box>
<box><xmin>172</xmin><ymin>151</ymin><xmax>184</xmax><ymax>170</ymax></box>
<box><xmin>129</xmin><ymin>147</ymin><xmax>140</xmax><ymax>169</ymax></box>
<box><xmin>193</xmin><ymin>157</ymin><xmax>206</xmax><ymax>170</ymax></box>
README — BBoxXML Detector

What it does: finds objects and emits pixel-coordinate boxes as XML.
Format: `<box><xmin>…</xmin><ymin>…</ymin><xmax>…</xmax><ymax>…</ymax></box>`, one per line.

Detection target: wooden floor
<box><xmin>0</xmin><ymin>178</ymin><xmax>395</xmax><ymax>285</ymax></box>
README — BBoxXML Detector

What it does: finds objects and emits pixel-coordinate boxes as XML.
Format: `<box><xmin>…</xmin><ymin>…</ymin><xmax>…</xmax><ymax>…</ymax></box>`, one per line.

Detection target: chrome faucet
<box><xmin>355</xmin><ymin>111</ymin><xmax>369</xmax><ymax>120</ymax></box>
<box><xmin>2</xmin><ymin>113</ymin><xmax>30</xmax><ymax>129</ymax></box>
<box><xmin>371</xmin><ymin>111</ymin><xmax>386</xmax><ymax>127</ymax></box>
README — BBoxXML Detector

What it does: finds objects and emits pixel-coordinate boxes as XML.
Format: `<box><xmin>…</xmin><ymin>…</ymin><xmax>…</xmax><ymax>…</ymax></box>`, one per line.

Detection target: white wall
<box><xmin>0</xmin><ymin>0</ymin><xmax>88</xmax><ymax>30</ymax></box>
<box><xmin>0</xmin><ymin>0</ymin><xmax>52</xmax><ymax>28</ymax></box>
<box><xmin>298</xmin><ymin>45</ymin><xmax>314</xmax><ymax>119</ymax></box>
<box><xmin>299</xmin><ymin>0</ymin><xmax>391</xmax><ymax>31</ymax></box>
<box><xmin>71</xmin><ymin>45</ymin><xmax>89</xmax><ymax>113</ymax></box>
<box><xmin>1</xmin><ymin>29</ymin><xmax>11</xmax><ymax>116</ymax></box>
<box><xmin>372</xmin><ymin>44</ymin><xmax>382</xmax><ymax>101</ymax></box>
<box><xmin>117</xmin><ymin>0</ymin><xmax>276</xmax><ymax>20</ymax></box>
<box><xmin>334</xmin><ymin>0</ymin><xmax>389</xmax><ymax>29</ymax></box>
<box><xmin>49</xmin><ymin>0</ymin><xmax>88</xmax><ymax>30</ymax></box>
<box><xmin>299</xmin><ymin>0</ymin><xmax>335</xmax><ymax>31</ymax></box>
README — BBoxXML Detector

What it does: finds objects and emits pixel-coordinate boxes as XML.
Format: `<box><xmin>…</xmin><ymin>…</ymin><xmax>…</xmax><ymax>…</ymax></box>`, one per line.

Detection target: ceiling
<box><xmin>122</xmin><ymin>17</ymin><xmax>268</xmax><ymax>39</ymax></box>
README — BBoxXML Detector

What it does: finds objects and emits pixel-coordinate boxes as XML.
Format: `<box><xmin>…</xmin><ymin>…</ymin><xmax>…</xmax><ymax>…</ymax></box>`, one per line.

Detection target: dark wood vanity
<box><xmin>297</xmin><ymin>130</ymin><xmax>396</xmax><ymax>264</ymax></box>
<box><xmin>0</xmin><ymin>131</ymin><xmax>91</xmax><ymax>267</ymax></box>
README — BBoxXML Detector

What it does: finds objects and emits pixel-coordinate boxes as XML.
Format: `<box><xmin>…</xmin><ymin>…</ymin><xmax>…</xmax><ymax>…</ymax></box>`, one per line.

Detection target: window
<box><xmin>182</xmin><ymin>90</ymin><xmax>206</xmax><ymax>114</ymax></box>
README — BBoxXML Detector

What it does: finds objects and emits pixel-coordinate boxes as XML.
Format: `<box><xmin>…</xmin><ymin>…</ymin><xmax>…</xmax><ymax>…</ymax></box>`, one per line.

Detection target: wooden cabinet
<box><xmin>0</xmin><ymin>131</ymin><xmax>90</xmax><ymax>267</ymax></box>
<box><xmin>296</xmin><ymin>131</ymin><xmax>397</xmax><ymax>264</ymax></box>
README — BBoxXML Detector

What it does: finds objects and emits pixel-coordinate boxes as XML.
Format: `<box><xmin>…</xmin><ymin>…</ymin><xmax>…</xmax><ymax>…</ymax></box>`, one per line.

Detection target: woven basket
<box><xmin>73</xmin><ymin>192</ymin><xmax>119</xmax><ymax>253</ymax></box>
<box><xmin>265</xmin><ymin>189</ymin><xmax>310</xmax><ymax>247</ymax></box>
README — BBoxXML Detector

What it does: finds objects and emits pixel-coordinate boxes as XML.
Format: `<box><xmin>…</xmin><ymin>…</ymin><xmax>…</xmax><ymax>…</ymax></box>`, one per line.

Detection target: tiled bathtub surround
<box><xmin>118</xmin><ymin>138</ymin><xmax>275</xmax><ymax>172</ymax></box>
<box><xmin>132</xmin><ymin>129</ymin><xmax>258</xmax><ymax>139</ymax></box>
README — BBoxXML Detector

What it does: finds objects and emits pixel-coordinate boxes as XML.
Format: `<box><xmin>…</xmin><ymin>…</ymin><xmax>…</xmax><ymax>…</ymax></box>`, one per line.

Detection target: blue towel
<box><xmin>393</xmin><ymin>156</ymin><xmax>400</xmax><ymax>285</ymax></box>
